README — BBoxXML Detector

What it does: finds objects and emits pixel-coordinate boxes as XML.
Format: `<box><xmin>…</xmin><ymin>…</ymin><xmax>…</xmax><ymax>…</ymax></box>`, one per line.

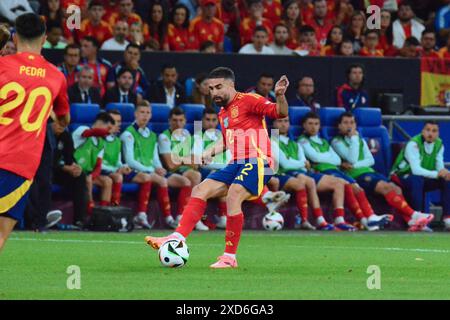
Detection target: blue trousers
<box><xmin>399</xmin><ymin>175</ymin><xmax>450</xmax><ymax>217</ymax></box>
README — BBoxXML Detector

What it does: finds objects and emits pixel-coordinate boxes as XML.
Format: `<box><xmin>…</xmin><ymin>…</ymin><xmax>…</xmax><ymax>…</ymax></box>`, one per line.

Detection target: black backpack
<box><xmin>89</xmin><ymin>206</ymin><xmax>134</xmax><ymax>232</ymax></box>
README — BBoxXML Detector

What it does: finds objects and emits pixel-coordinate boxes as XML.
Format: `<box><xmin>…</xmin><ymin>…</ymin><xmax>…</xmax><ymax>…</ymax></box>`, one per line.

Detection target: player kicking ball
<box><xmin>0</xmin><ymin>14</ymin><xmax>70</xmax><ymax>251</ymax></box>
<box><xmin>145</xmin><ymin>67</ymin><xmax>289</xmax><ymax>268</ymax></box>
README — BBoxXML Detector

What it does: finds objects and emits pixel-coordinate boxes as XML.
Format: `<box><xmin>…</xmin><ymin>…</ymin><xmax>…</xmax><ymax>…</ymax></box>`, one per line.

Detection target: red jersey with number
<box><xmin>190</xmin><ymin>17</ymin><xmax>225</xmax><ymax>49</ymax></box>
<box><xmin>0</xmin><ymin>52</ymin><xmax>70</xmax><ymax>180</ymax></box>
<box><xmin>218</xmin><ymin>92</ymin><xmax>281</xmax><ymax>167</ymax></box>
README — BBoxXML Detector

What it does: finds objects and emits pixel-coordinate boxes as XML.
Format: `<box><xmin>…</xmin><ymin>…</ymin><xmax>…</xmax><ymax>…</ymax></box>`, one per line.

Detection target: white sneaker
<box><xmin>367</xmin><ymin>214</ymin><xmax>393</xmax><ymax>229</ymax></box>
<box><xmin>195</xmin><ymin>220</ymin><xmax>209</xmax><ymax>231</ymax></box>
<box><xmin>165</xmin><ymin>216</ymin><xmax>178</xmax><ymax>229</ymax></box>
<box><xmin>46</xmin><ymin>210</ymin><xmax>62</xmax><ymax>228</ymax></box>
<box><xmin>262</xmin><ymin>191</ymin><xmax>291</xmax><ymax>213</ymax></box>
<box><xmin>216</xmin><ymin>215</ymin><xmax>227</xmax><ymax>229</ymax></box>
<box><xmin>360</xmin><ymin>217</ymin><xmax>380</xmax><ymax>231</ymax></box>
<box><xmin>175</xmin><ymin>214</ymin><xmax>182</xmax><ymax>224</ymax></box>
<box><xmin>134</xmin><ymin>212</ymin><xmax>153</xmax><ymax>229</ymax></box>
<box><xmin>444</xmin><ymin>218</ymin><xmax>450</xmax><ymax>231</ymax></box>
<box><xmin>408</xmin><ymin>211</ymin><xmax>434</xmax><ymax>232</ymax></box>
<box><xmin>301</xmin><ymin>221</ymin><xmax>316</xmax><ymax>230</ymax></box>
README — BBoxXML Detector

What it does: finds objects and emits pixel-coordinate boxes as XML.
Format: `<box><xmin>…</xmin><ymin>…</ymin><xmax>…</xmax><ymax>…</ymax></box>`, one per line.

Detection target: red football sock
<box><xmin>99</xmin><ymin>200</ymin><xmax>109</xmax><ymax>206</ymax></box>
<box><xmin>218</xmin><ymin>201</ymin><xmax>227</xmax><ymax>217</ymax></box>
<box><xmin>157</xmin><ymin>186</ymin><xmax>171</xmax><ymax>217</ymax></box>
<box><xmin>250</xmin><ymin>196</ymin><xmax>265</xmax><ymax>207</ymax></box>
<box><xmin>224</xmin><ymin>213</ymin><xmax>244</xmax><ymax>255</ymax></box>
<box><xmin>138</xmin><ymin>182</ymin><xmax>152</xmax><ymax>213</ymax></box>
<box><xmin>295</xmin><ymin>189</ymin><xmax>308</xmax><ymax>220</ymax></box>
<box><xmin>175</xmin><ymin>197</ymin><xmax>207</xmax><ymax>237</ymax></box>
<box><xmin>344</xmin><ymin>184</ymin><xmax>364</xmax><ymax>220</ymax></box>
<box><xmin>177</xmin><ymin>186</ymin><xmax>192</xmax><ymax>215</ymax></box>
<box><xmin>333</xmin><ymin>208</ymin><xmax>345</xmax><ymax>218</ymax></box>
<box><xmin>355</xmin><ymin>190</ymin><xmax>374</xmax><ymax>218</ymax></box>
<box><xmin>111</xmin><ymin>182</ymin><xmax>122</xmax><ymax>206</ymax></box>
<box><xmin>313</xmin><ymin>208</ymin><xmax>324</xmax><ymax>218</ymax></box>
<box><xmin>384</xmin><ymin>190</ymin><xmax>415</xmax><ymax>222</ymax></box>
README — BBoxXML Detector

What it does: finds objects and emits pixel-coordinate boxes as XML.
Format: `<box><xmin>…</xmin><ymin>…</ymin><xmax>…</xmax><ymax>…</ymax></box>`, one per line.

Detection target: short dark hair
<box><xmin>15</xmin><ymin>13</ymin><xmax>46</xmax><ymax>40</ymax></box>
<box><xmin>126</xmin><ymin>42</ymin><xmax>141</xmax><ymax>52</ymax></box>
<box><xmin>273</xmin><ymin>23</ymin><xmax>288</xmax><ymax>33</ymax></box>
<box><xmin>207</xmin><ymin>67</ymin><xmax>235</xmax><ymax>82</ymax></box>
<box><xmin>88</xmin><ymin>0</ymin><xmax>103</xmax><ymax>9</ymax></box>
<box><xmin>404</xmin><ymin>36</ymin><xmax>420</xmax><ymax>46</ymax></box>
<box><xmin>424</xmin><ymin>120</ymin><xmax>439</xmax><ymax>127</ymax></box>
<box><xmin>253</xmin><ymin>25</ymin><xmax>268</xmax><ymax>35</ymax></box>
<box><xmin>95</xmin><ymin>112</ymin><xmax>115</xmax><ymax>125</ymax></box>
<box><xmin>365</xmin><ymin>29</ymin><xmax>379</xmax><ymax>37</ymax></box>
<box><xmin>299</xmin><ymin>25</ymin><xmax>315</xmax><ymax>35</ymax></box>
<box><xmin>203</xmin><ymin>108</ymin><xmax>217</xmax><ymax>117</ymax></box>
<box><xmin>398</xmin><ymin>0</ymin><xmax>413</xmax><ymax>10</ymax></box>
<box><xmin>422</xmin><ymin>28</ymin><xmax>436</xmax><ymax>37</ymax></box>
<box><xmin>117</xmin><ymin>67</ymin><xmax>134</xmax><ymax>79</ymax></box>
<box><xmin>82</xmin><ymin>36</ymin><xmax>100</xmax><ymax>49</ymax></box>
<box><xmin>64</xmin><ymin>43</ymin><xmax>80</xmax><ymax>55</ymax></box>
<box><xmin>258</xmin><ymin>73</ymin><xmax>274</xmax><ymax>81</ymax></box>
<box><xmin>302</xmin><ymin>112</ymin><xmax>320</xmax><ymax>125</ymax></box>
<box><xmin>108</xmin><ymin>109</ymin><xmax>122</xmax><ymax>116</ymax></box>
<box><xmin>347</xmin><ymin>63</ymin><xmax>365</xmax><ymax>76</ymax></box>
<box><xmin>169</xmin><ymin>106</ymin><xmax>185</xmax><ymax>118</ymax></box>
<box><xmin>199</xmin><ymin>40</ymin><xmax>215</xmax><ymax>52</ymax></box>
<box><xmin>161</xmin><ymin>63</ymin><xmax>176</xmax><ymax>73</ymax></box>
<box><xmin>338</xmin><ymin>111</ymin><xmax>355</xmax><ymax>124</ymax></box>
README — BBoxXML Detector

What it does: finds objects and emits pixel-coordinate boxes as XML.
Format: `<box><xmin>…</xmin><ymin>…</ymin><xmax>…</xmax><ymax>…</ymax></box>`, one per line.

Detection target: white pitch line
<box><xmin>9</xmin><ymin>237</ymin><xmax>450</xmax><ymax>254</ymax></box>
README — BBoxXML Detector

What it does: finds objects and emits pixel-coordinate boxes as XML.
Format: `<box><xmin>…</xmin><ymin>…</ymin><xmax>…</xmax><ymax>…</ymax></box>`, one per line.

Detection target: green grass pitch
<box><xmin>1</xmin><ymin>230</ymin><xmax>449</xmax><ymax>300</ymax></box>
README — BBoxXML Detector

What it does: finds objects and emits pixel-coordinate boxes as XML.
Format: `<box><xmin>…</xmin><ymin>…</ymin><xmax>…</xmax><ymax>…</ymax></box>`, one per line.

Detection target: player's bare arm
<box><xmin>274</xmin><ymin>75</ymin><xmax>289</xmax><ymax>117</ymax></box>
<box><xmin>202</xmin><ymin>139</ymin><xmax>226</xmax><ymax>165</ymax></box>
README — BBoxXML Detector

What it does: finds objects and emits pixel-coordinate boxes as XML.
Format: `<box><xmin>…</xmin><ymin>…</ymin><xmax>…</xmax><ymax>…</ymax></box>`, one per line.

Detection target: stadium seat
<box><xmin>353</xmin><ymin>108</ymin><xmax>391</xmax><ymax>176</ymax></box>
<box><xmin>149</xmin><ymin>103</ymin><xmax>171</xmax><ymax>134</ymax></box>
<box><xmin>180</xmin><ymin>103</ymin><xmax>205</xmax><ymax>122</ymax></box>
<box><xmin>288</xmin><ymin>106</ymin><xmax>310</xmax><ymax>139</ymax></box>
<box><xmin>319</xmin><ymin>107</ymin><xmax>346</xmax><ymax>140</ymax></box>
<box><xmin>105</xmin><ymin>103</ymin><xmax>135</xmax><ymax>122</ymax></box>
<box><xmin>185</xmin><ymin>77</ymin><xmax>195</xmax><ymax>98</ymax></box>
<box><xmin>69</xmin><ymin>103</ymin><xmax>101</xmax><ymax>131</ymax></box>
<box><xmin>223</xmin><ymin>36</ymin><xmax>233</xmax><ymax>53</ymax></box>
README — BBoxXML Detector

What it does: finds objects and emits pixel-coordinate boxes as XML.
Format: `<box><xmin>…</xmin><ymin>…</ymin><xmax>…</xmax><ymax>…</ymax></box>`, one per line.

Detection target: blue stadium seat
<box><xmin>353</xmin><ymin>108</ymin><xmax>391</xmax><ymax>176</ymax></box>
<box><xmin>105</xmin><ymin>103</ymin><xmax>135</xmax><ymax>122</ymax></box>
<box><xmin>69</xmin><ymin>103</ymin><xmax>100</xmax><ymax>131</ymax></box>
<box><xmin>288</xmin><ymin>106</ymin><xmax>310</xmax><ymax>139</ymax></box>
<box><xmin>150</xmin><ymin>103</ymin><xmax>171</xmax><ymax>134</ymax></box>
<box><xmin>122</xmin><ymin>183</ymin><xmax>139</xmax><ymax>193</ymax></box>
<box><xmin>319</xmin><ymin>107</ymin><xmax>346</xmax><ymax>140</ymax></box>
<box><xmin>224</xmin><ymin>36</ymin><xmax>233</xmax><ymax>53</ymax></box>
<box><xmin>185</xmin><ymin>77</ymin><xmax>195</xmax><ymax>97</ymax></box>
<box><xmin>180</xmin><ymin>103</ymin><xmax>205</xmax><ymax>122</ymax></box>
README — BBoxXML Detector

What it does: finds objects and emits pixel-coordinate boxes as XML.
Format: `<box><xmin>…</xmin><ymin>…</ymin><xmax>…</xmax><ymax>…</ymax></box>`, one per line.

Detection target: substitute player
<box><xmin>332</xmin><ymin>112</ymin><xmax>434</xmax><ymax>231</ymax></box>
<box><xmin>0</xmin><ymin>14</ymin><xmax>70</xmax><ymax>251</ymax></box>
<box><xmin>145</xmin><ymin>67</ymin><xmax>289</xmax><ymax>268</ymax></box>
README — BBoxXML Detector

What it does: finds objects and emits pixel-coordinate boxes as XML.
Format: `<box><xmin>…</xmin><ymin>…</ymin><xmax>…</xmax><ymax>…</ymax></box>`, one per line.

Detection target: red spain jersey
<box><xmin>190</xmin><ymin>17</ymin><xmax>225</xmax><ymax>48</ymax></box>
<box><xmin>0</xmin><ymin>52</ymin><xmax>70</xmax><ymax>180</ymax></box>
<box><xmin>77</xmin><ymin>19</ymin><xmax>113</xmax><ymax>45</ymax></box>
<box><xmin>167</xmin><ymin>24</ymin><xmax>199</xmax><ymax>51</ymax></box>
<box><xmin>239</xmin><ymin>17</ymin><xmax>273</xmax><ymax>45</ymax></box>
<box><xmin>218</xmin><ymin>93</ymin><xmax>281</xmax><ymax>167</ymax></box>
<box><xmin>108</xmin><ymin>12</ymin><xmax>142</xmax><ymax>29</ymax></box>
<box><xmin>263</xmin><ymin>0</ymin><xmax>283</xmax><ymax>25</ymax></box>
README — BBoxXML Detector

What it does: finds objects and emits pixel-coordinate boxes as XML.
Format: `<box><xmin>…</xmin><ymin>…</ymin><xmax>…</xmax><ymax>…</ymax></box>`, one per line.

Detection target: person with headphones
<box><xmin>336</xmin><ymin>63</ymin><xmax>369</xmax><ymax>111</ymax></box>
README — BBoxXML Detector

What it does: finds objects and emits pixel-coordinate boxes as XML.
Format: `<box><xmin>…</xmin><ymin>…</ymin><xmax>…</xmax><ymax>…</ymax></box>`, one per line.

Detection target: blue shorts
<box><xmin>0</xmin><ymin>169</ymin><xmax>32</xmax><ymax>221</ymax></box>
<box><xmin>322</xmin><ymin>169</ymin><xmax>356</xmax><ymax>184</ymax></box>
<box><xmin>277</xmin><ymin>170</ymin><xmax>324</xmax><ymax>189</ymax></box>
<box><xmin>356</xmin><ymin>172</ymin><xmax>389</xmax><ymax>193</ymax></box>
<box><xmin>207</xmin><ymin>158</ymin><xmax>273</xmax><ymax>198</ymax></box>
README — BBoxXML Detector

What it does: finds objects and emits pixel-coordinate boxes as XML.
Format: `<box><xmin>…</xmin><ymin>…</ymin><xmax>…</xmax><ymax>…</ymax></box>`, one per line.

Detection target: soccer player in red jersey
<box><xmin>145</xmin><ymin>67</ymin><xmax>289</xmax><ymax>268</ymax></box>
<box><xmin>0</xmin><ymin>14</ymin><xmax>70</xmax><ymax>251</ymax></box>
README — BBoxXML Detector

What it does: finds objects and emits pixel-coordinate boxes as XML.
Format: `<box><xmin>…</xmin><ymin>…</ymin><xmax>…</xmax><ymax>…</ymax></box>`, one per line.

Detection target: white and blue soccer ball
<box><xmin>158</xmin><ymin>239</ymin><xmax>190</xmax><ymax>268</ymax></box>
<box><xmin>262</xmin><ymin>212</ymin><xmax>284</xmax><ymax>231</ymax></box>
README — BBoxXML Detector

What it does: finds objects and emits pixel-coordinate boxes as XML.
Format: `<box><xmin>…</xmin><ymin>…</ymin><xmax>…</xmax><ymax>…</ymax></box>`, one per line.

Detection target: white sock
<box><xmin>224</xmin><ymin>252</ymin><xmax>236</xmax><ymax>259</ymax></box>
<box><xmin>335</xmin><ymin>216</ymin><xmax>345</xmax><ymax>224</ymax></box>
<box><xmin>172</xmin><ymin>232</ymin><xmax>186</xmax><ymax>242</ymax></box>
<box><xmin>367</xmin><ymin>214</ymin><xmax>377</xmax><ymax>220</ymax></box>
<box><xmin>411</xmin><ymin>211</ymin><xmax>422</xmax><ymax>220</ymax></box>
<box><xmin>316</xmin><ymin>216</ymin><xmax>326</xmax><ymax>225</ymax></box>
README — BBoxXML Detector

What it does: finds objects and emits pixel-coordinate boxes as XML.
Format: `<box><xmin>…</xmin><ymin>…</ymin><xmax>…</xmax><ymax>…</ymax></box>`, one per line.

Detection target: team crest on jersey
<box><xmin>364</xmin><ymin>175</ymin><xmax>372</xmax><ymax>182</ymax></box>
<box><xmin>231</xmin><ymin>106</ymin><xmax>239</xmax><ymax>118</ymax></box>
<box><xmin>223</xmin><ymin>117</ymin><xmax>229</xmax><ymax>128</ymax></box>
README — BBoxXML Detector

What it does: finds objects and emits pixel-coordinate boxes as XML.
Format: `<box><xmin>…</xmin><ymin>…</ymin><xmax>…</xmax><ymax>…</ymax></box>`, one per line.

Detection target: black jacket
<box><xmin>103</xmin><ymin>86</ymin><xmax>138</xmax><ymax>108</ymax></box>
<box><xmin>68</xmin><ymin>84</ymin><xmax>102</xmax><ymax>105</ymax></box>
<box><xmin>148</xmin><ymin>81</ymin><xmax>186</xmax><ymax>107</ymax></box>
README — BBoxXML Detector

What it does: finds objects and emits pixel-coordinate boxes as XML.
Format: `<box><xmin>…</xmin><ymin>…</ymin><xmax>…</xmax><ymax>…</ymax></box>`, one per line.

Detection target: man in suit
<box><xmin>103</xmin><ymin>67</ymin><xmax>138</xmax><ymax>108</ymax></box>
<box><xmin>148</xmin><ymin>64</ymin><xmax>186</xmax><ymax>109</ymax></box>
<box><xmin>68</xmin><ymin>65</ymin><xmax>102</xmax><ymax>105</ymax></box>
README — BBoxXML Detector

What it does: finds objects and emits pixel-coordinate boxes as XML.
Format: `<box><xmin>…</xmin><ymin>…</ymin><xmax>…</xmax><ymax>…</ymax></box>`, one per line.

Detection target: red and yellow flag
<box><xmin>421</xmin><ymin>58</ymin><xmax>450</xmax><ymax>107</ymax></box>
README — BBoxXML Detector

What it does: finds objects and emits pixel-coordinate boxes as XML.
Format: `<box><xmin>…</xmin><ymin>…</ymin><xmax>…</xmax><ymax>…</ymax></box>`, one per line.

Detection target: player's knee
<box><xmin>191</xmin><ymin>183</ymin><xmax>209</xmax><ymax>199</ymax></box>
<box><xmin>103</xmin><ymin>176</ymin><xmax>113</xmax><ymax>187</ymax></box>
<box><xmin>182</xmin><ymin>177</ymin><xmax>192</xmax><ymax>187</ymax></box>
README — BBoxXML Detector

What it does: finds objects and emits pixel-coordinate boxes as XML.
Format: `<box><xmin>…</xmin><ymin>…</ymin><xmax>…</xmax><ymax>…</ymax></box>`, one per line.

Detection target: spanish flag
<box><xmin>421</xmin><ymin>58</ymin><xmax>450</xmax><ymax>107</ymax></box>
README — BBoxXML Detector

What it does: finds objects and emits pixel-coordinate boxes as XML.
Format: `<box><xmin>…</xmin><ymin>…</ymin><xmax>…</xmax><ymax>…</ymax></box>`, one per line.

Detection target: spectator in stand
<box><xmin>103</xmin><ymin>67</ymin><xmax>138</xmax><ymax>107</ymax></box>
<box><xmin>306</xmin><ymin>0</ymin><xmax>333</xmax><ymax>47</ymax></box>
<box><xmin>167</xmin><ymin>3</ymin><xmax>199</xmax><ymax>52</ymax></box>
<box><xmin>289</xmin><ymin>76</ymin><xmax>320</xmax><ymax>112</ymax></box>
<box><xmin>220</xmin><ymin>0</ymin><xmax>241</xmax><ymax>51</ymax></box>
<box><xmin>43</xmin><ymin>23</ymin><xmax>67</xmax><ymax>49</ymax></box>
<box><xmin>246</xmin><ymin>73</ymin><xmax>276</xmax><ymax>102</ymax></box>
<box><xmin>178</xmin><ymin>0</ymin><xmax>199</xmax><ymax>20</ymax></box>
<box><xmin>189</xmin><ymin>73</ymin><xmax>213</xmax><ymax>109</ymax></box>
<box><xmin>299</xmin><ymin>0</ymin><xmax>314</xmax><ymax>23</ymax></box>
<box><xmin>129</xmin><ymin>22</ymin><xmax>146</xmax><ymax>47</ymax></box>
<box><xmin>434</xmin><ymin>1</ymin><xmax>450</xmax><ymax>45</ymax></box>
<box><xmin>438</xmin><ymin>33</ymin><xmax>450</xmax><ymax>58</ymax></box>
<box><xmin>378</xmin><ymin>9</ymin><xmax>396</xmax><ymax>56</ymax></box>
<box><xmin>77</xmin><ymin>1</ymin><xmax>113</xmax><ymax>46</ymax></box>
<box><xmin>281</xmin><ymin>0</ymin><xmax>302</xmax><ymax>50</ymax></box>
<box><xmin>199</xmin><ymin>40</ymin><xmax>217</xmax><ymax>53</ymax></box>
<box><xmin>398</xmin><ymin>36</ymin><xmax>420</xmax><ymax>58</ymax></box>
<box><xmin>106</xmin><ymin>43</ymin><xmax>149</xmax><ymax>97</ymax></box>
<box><xmin>420</xmin><ymin>29</ymin><xmax>440</xmax><ymax>58</ymax></box>
<box><xmin>336</xmin><ymin>63</ymin><xmax>368</xmax><ymax>111</ymax></box>
<box><xmin>338</xmin><ymin>37</ymin><xmax>354</xmax><ymax>56</ymax></box>
<box><xmin>359</xmin><ymin>29</ymin><xmax>384</xmax><ymax>57</ymax></box>
<box><xmin>1</xmin><ymin>40</ymin><xmax>16</xmax><ymax>56</ymax></box>
<box><xmin>101</xmin><ymin>21</ymin><xmax>130</xmax><ymax>51</ymax></box>
<box><xmin>269</xmin><ymin>23</ymin><xmax>293</xmax><ymax>55</ymax></box>
<box><xmin>148</xmin><ymin>64</ymin><xmax>186</xmax><ymax>109</ymax></box>
<box><xmin>321</xmin><ymin>25</ymin><xmax>343</xmax><ymax>56</ymax></box>
<box><xmin>239</xmin><ymin>0</ymin><xmax>273</xmax><ymax>46</ymax></box>
<box><xmin>68</xmin><ymin>66</ymin><xmax>102</xmax><ymax>105</ymax></box>
<box><xmin>262</xmin><ymin>0</ymin><xmax>283</xmax><ymax>25</ymax></box>
<box><xmin>40</xmin><ymin>0</ymin><xmax>74</xmax><ymax>44</ymax></box>
<box><xmin>393</xmin><ymin>1</ymin><xmax>425</xmax><ymax>49</ymax></box>
<box><xmin>143</xmin><ymin>2</ymin><xmax>169</xmax><ymax>51</ymax></box>
<box><xmin>80</xmin><ymin>36</ymin><xmax>112</xmax><ymax>96</ymax></box>
<box><xmin>334</xmin><ymin>0</ymin><xmax>354</xmax><ymax>26</ymax></box>
<box><xmin>58</xmin><ymin>44</ymin><xmax>82</xmax><ymax>88</ymax></box>
<box><xmin>345</xmin><ymin>10</ymin><xmax>366</xmax><ymax>54</ymax></box>
<box><xmin>109</xmin><ymin>0</ymin><xmax>143</xmax><ymax>29</ymax></box>
<box><xmin>190</xmin><ymin>0</ymin><xmax>225</xmax><ymax>52</ymax></box>
<box><xmin>294</xmin><ymin>25</ymin><xmax>320</xmax><ymax>56</ymax></box>
<box><xmin>239</xmin><ymin>25</ymin><xmax>275</xmax><ymax>55</ymax></box>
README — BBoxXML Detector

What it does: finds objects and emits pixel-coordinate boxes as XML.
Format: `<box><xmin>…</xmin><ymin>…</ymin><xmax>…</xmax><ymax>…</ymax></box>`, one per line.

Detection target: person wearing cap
<box><xmin>190</xmin><ymin>0</ymin><xmax>225</xmax><ymax>52</ymax></box>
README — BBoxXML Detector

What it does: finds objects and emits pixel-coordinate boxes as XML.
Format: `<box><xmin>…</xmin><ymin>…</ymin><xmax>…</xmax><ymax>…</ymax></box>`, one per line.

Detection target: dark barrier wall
<box><xmin>43</xmin><ymin>50</ymin><xmax>421</xmax><ymax>107</ymax></box>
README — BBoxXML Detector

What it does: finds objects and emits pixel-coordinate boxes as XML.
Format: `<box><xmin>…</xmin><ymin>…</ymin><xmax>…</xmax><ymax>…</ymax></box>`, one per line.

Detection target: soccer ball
<box><xmin>158</xmin><ymin>239</ymin><xmax>190</xmax><ymax>268</ymax></box>
<box><xmin>262</xmin><ymin>212</ymin><xmax>284</xmax><ymax>231</ymax></box>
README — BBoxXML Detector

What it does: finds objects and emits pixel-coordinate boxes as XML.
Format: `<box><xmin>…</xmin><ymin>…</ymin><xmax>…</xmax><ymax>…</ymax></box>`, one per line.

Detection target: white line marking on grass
<box><xmin>9</xmin><ymin>237</ymin><xmax>450</xmax><ymax>254</ymax></box>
